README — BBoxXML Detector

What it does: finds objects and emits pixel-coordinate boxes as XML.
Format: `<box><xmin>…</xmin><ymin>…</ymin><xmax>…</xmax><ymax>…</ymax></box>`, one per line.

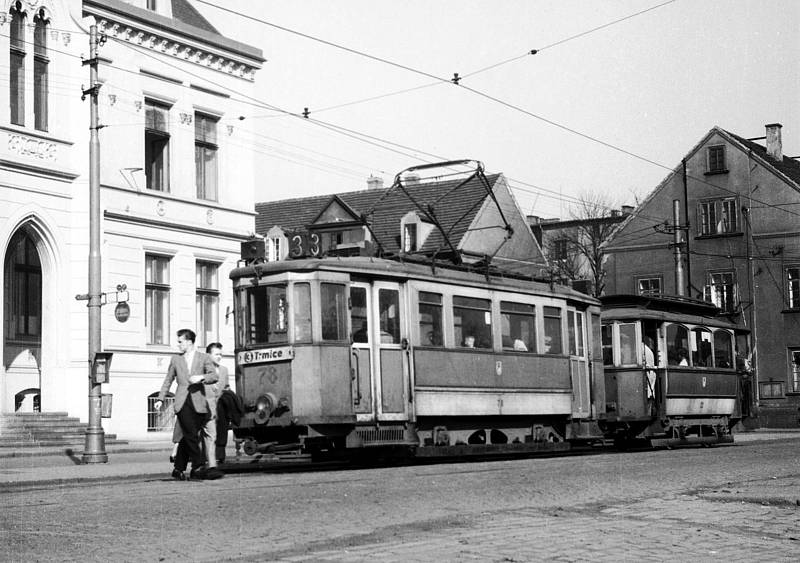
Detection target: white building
<box><xmin>0</xmin><ymin>0</ymin><xmax>263</xmax><ymax>439</ymax></box>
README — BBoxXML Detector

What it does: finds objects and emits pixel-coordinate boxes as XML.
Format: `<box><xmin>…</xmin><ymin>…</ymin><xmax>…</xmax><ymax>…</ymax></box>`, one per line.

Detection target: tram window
<box><xmin>293</xmin><ymin>283</ymin><xmax>312</xmax><ymax>343</ymax></box>
<box><xmin>453</xmin><ymin>296</ymin><xmax>492</xmax><ymax>349</ymax></box>
<box><xmin>713</xmin><ymin>330</ymin><xmax>733</xmax><ymax>368</ymax></box>
<box><xmin>618</xmin><ymin>323</ymin><xmax>637</xmax><ymax>365</ymax></box>
<box><xmin>601</xmin><ymin>324</ymin><xmax>613</xmax><ymax>365</ymax></box>
<box><xmin>692</xmin><ymin>327</ymin><xmax>712</xmax><ymax>367</ymax></box>
<box><xmin>543</xmin><ymin>306</ymin><xmax>563</xmax><ymax>355</ymax></box>
<box><xmin>321</xmin><ymin>283</ymin><xmax>347</xmax><ymax>341</ymax></box>
<box><xmin>666</xmin><ymin>324</ymin><xmax>689</xmax><ymax>366</ymax></box>
<box><xmin>567</xmin><ymin>311</ymin><xmax>585</xmax><ymax>356</ymax></box>
<box><xmin>350</xmin><ymin>287</ymin><xmax>369</xmax><ymax>343</ymax></box>
<box><xmin>418</xmin><ymin>291</ymin><xmax>443</xmax><ymax>346</ymax></box>
<box><xmin>379</xmin><ymin>289</ymin><xmax>400</xmax><ymax>344</ymax></box>
<box><xmin>501</xmin><ymin>301</ymin><xmax>535</xmax><ymax>352</ymax></box>
<box><xmin>245</xmin><ymin>284</ymin><xmax>288</xmax><ymax>345</ymax></box>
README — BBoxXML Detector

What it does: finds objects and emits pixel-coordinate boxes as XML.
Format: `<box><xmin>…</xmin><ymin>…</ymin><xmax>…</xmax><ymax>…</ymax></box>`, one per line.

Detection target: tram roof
<box><xmin>230</xmin><ymin>256</ymin><xmax>600</xmax><ymax>305</ymax></box>
<box><xmin>600</xmin><ymin>294</ymin><xmax>746</xmax><ymax>331</ymax></box>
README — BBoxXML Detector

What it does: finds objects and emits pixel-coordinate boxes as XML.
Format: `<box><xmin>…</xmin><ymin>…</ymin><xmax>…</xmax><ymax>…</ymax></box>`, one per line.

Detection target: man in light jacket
<box><xmin>154</xmin><ymin>329</ymin><xmax>217</xmax><ymax>480</ymax></box>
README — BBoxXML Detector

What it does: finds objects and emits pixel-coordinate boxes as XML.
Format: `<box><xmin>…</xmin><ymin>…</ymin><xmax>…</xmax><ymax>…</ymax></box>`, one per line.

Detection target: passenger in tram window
<box><xmin>463</xmin><ymin>335</ymin><xmax>475</xmax><ymax>348</ymax></box>
<box><xmin>426</xmin><ymin>330</ymin><xmax>442</xmax><ymax>346</ymax></box>
<box><xmin>678</xmin><ymin>348</ymin><xmax>689</xmax><ymax>366</ymax></box>
<box><xmin>643</xmin><ymin>337</ymin><xmax>656</xmax><ymax>401</ymax></box>
<box><xmin>513</xmin><ymin>338</ymin><xmax>528</xmax><ymax>351</ymax></box>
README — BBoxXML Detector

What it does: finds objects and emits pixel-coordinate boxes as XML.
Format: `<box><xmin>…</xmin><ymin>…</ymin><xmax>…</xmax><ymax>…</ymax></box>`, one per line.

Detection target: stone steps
<box><xmin>0</xmin><ymin>412</ymin><xmax>126</xmax><ymax>448</ymax></box>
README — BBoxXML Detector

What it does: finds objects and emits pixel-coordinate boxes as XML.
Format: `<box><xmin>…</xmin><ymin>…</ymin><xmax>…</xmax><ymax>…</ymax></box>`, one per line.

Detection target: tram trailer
<box><xmin>599</xmin><ymin>294</ymin><xmax>750</xmax><ymax>448</ymax></box>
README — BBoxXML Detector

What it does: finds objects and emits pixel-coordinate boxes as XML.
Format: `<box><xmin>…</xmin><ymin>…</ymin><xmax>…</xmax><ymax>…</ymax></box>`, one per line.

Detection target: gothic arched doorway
<box><xmin>4</xmin><ymin>227</ymin><xmax>42</xmax><ymax>412</ymax></box>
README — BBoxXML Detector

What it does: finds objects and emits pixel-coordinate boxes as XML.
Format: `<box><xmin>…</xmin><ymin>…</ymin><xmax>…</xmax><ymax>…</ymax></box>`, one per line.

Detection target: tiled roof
<box><xmin>726</xmin><ymin>131</ymin><xmax>800</xmax><ymax>188</ymax></box>
<box><xmin>172</xmin><ymin>0</ymin><xmax>218</xmax><ymax>34</ymax></box>
<box><xmin>255</xmin><ymin>174</ymin><xmax>502</xmax><ymax>255</ymax></box>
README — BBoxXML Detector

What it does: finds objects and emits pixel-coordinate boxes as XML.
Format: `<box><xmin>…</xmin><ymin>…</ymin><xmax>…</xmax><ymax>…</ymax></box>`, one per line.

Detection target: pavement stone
<box><xmin>0</xmin><ymin>429</ymin><xmax>797</xmax><ymax>489</ymax></box>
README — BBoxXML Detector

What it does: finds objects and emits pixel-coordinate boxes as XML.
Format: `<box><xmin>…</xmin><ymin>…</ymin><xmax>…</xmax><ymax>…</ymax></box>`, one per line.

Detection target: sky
<box><xmin>194</xmin><ymin>0</ymin><xmax>800</xmax><ymax>219</ymax></box>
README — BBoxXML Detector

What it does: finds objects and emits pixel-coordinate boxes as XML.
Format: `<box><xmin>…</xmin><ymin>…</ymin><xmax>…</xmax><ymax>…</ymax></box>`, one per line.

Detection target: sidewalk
<box><xmin>0</xmin><ymin>429</ymin><xmax>798</xmax><ymax>489</ymax></box>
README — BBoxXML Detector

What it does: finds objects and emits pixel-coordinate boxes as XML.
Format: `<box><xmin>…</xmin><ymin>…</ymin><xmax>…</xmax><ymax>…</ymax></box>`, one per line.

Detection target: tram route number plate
<box><xmin>238</xmin><ymin>346</ymin><xmax>295</xmax><ymax>366</ymax></box>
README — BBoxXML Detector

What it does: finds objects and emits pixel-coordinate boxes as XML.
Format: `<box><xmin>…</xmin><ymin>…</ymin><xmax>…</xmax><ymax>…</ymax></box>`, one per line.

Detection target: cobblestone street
<box><xmin>2</xmin><ymin>437</ymin><xmax>799</xmax><ymax>562</ymax></box>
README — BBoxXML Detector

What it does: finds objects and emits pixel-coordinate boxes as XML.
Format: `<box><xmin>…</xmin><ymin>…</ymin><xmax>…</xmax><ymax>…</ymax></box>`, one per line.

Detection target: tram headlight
<box><xmin>254</xmin><ymin>393</ymin><xmax>278</xmax><ymax>425</ymax></box>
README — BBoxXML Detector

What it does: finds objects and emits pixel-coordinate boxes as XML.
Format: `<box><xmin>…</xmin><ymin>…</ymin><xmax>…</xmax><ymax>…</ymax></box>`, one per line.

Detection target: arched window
<box><xmin>713</xmin><ymin>330</ymin><xmax>733</xmax><ymax>368</ymax></box>
<box><xmin>9</xmin><ymin>1</ymin><xmax>26</xmax><ymax>125</ymax></box>
<box><xmin>33</xmin><ymin>8</ymin><xmax>49</xmax><ymax>131</ymax></box>
<box><xmin>666</xmin><ymin>324</ymin><xmax>689</xmax><ymax>366</ymax></box>
<box><xmin>4</xmin><ymin>229</ymin><xmax>42</xmax><ymax>340</ymax></box>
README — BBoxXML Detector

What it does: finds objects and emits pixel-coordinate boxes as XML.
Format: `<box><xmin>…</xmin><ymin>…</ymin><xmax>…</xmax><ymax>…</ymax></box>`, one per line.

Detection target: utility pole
<box><xmin>672</xmin><ymin>200</ymin><xmax>685</xmax><ymax>296</ymax></box>
<box><xmin>81</xmin><ymin>24</ymin><xmax>107</xmax><ymax>463</ymax></box>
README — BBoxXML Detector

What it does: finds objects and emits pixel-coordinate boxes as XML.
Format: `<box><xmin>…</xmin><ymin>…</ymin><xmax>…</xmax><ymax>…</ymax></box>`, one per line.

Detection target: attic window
<box><xmin>403</xmin><ymin>224</ymin><xmax>417</xmax><ymax>252</ymax></box>
<box><xmin>707</xmin><ymin>145</ymin><xmax>727</xmax><ymax>174</ymax></box>
<box><xmin>147</xmin><ymin>0</ymin><xmax>157</xmax><ymax>10</ymax></box>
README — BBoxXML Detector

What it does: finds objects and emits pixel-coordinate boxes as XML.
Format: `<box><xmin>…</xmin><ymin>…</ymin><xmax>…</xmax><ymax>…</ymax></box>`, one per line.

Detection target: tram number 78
<box><xmin>289</xmin><ymin>232</ymin><xmax>322</xmax><ymax>258</ymax></box>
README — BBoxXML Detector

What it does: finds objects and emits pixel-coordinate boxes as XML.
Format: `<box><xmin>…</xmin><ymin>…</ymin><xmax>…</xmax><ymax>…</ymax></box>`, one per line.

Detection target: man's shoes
<box><xmin>189</xmin><ymin>465</ymin><xmax>207</xmax><ymax>480</ymax></box>
<box><xmin>205</xmin><ymin>466</ymin><xmax>224</xmax><ymax>480</ymax></box>
<box><xmin>171</xmin><ymin>468</ymin><xmax>186</xmax><ymax>481</ymax></box>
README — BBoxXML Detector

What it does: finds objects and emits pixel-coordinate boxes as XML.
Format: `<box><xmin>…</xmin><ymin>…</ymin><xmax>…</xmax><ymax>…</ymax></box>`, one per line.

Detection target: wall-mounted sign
<box><xmin>238</xmin><ymin>346</ymin><xmax>295</xmax><ymax>366</ymax></box>
<box><xmin>114</xmin><ymin>302</ymin><xmax>130</xmax><ymax>323</ymax></box>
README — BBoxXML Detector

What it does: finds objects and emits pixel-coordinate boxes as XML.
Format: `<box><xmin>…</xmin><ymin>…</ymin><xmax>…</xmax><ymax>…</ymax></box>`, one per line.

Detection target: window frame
<box><xmin>636</xmin><ymin>276</ymin><xmax>662</xmax><ymax>296</ymax></box>
<box><xmin>195</xmin><ymin>261</ymin><xmax>220</xmax><ymax>348</ymax></box>
<box><xmin>789</xmin><ymin>349</ymin><xmax>800</xmax><ymax>394</ymax></box>
<box><xmin>195</xmin><ymin>111</ymin><xmax>219</xmax><ymax>201</ymax></box>
<box><xmin>144</xmin><ymin>99</ymin><xmax>171</xmax><ymax>192</ymax></box>
<box><xmin>704</xmin><ymin>270</ymin><xmax>736</xmax><ymax>313</ymax></box>
<box><xmin>707</xmin><ymin>145</ymin><xmax>727</xmax><ymax>173</ymax></box>
<box><xmin>787</xmin><ymin>266</ymin><xmax>800</xmax><ymax>310</ymax></box>
<box><xmin>144</xmin><ymin>254</ymin><xmax>171</xmax><ymax>345</ymax></box>
<box><xmin>33</xmin><ymin>9</ymin><xmax>48</xmax><ymax>132</ymax></box>
<box><xmin>759</xmin><ymin>381</ymin><xmax>784</xmax><ymax>399</ymax></box>
<box><xmin>500</xmin><ymin>301</ymin><xmax>536</xmax><ymax>353</ymax></box>
<box><xmin>698</xmin><ymin>197</ymin><xmax>739</xmax><ymax>236</ymax></box>
<box><xmin>9</xmin><ymin>3</ymin><xmax>26</xmax><ymax>127</ymax></box>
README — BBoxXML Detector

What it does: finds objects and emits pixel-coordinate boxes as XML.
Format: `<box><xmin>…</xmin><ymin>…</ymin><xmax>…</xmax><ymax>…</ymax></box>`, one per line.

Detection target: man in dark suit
<box><xmin>154</xmin><ymin>329</ymin><xmax>217</xmax><ymax>480</ymax></box>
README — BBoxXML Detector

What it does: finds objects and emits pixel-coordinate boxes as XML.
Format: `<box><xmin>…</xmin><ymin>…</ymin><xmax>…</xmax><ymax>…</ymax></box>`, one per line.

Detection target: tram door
<box><xmin>350</xmin><ymin>282</ymin><xmax>409</xmax><ymax>422</ymax></box>
<box><xmin>567</xmin><ymin>309</ymin><xmax>590</xmax><ymax>418</ymax></box>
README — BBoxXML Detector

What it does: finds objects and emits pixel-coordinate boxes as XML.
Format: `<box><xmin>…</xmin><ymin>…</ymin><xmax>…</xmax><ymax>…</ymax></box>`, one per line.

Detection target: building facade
<box><xmin>1</xmin><ymin>0</ymin><xmax>263</xmax><ymax>439</ymax></box>
<box><xmin>605</xmin><ymin>124</ymin><xmax>800</xmax><ymax>427</ymax></box>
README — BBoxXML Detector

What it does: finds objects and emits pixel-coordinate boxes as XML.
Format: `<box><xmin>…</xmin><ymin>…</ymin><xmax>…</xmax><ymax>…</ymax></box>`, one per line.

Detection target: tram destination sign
<box><xmin>238</xmin><ymin>346</ymin><xmax>295</xmax><ymax>365</ymax></box>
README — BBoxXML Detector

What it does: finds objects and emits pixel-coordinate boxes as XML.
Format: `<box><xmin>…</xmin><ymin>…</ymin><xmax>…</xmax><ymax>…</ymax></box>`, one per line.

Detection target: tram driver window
<box><xmin>293</xmin><ymin>283</ymin><xmax>312</xmax><ymax>343</ymax></box>
<box><xmin>501</xmin><ymin>301</ymin><xmax>535</xmax><ymax>352</ymax></box>
<box><xmin>618</xmin><ymin>323</ymin><xmax>637</xmax><ymax>365</ymax></box>
<box><xmin>453</xmin><ymin>296</ymin><xmax>492</xmax><ymax>349</ymax></box>
<box><xmin>321</xmin><ymin>283</ymin><xmax>347</xmax><ymax>341</ymax></box>
<box><xmin>379</xmin><ymin>289</ymin><xmax>400</xmax><ymax>344</ymax></box>
<box><xmin>543</xmin><ymin>306</ymin><xmax>563</xmax><ymax>355</ymax></box>
<box><xmin>418</xmin><ymin>291</ymin><xmax>443</xmax><ymax>346</ymax></box>
<box><xmin>246</xmin><ymin>284</ymin><xmax>288</xmax><ymax>345</ymax></box>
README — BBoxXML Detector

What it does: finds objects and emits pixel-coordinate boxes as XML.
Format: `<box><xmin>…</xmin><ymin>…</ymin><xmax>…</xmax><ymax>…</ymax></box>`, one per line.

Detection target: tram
<box><xmin>230</xmin><ymin>255</ymin><xmax>603</xmax><ymax>458</ymax></box>
<box><xmin>599</xmin><ymin>294</ymin><xmax>751</xmax><ymax>447</ymax></box>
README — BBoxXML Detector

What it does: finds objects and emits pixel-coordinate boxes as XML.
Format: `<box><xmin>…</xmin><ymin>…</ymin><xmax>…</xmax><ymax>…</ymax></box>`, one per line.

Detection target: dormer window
<box><xmin>403</xmin><ymin>224</ymin><xmax>417</xmax><ymax>252</ymax></box>
<box><xmin>147</xmin><ymin>0</ymin><xmax>158</xmax><ymax>10</ymax></box>
<box><xmin>707</xmin><ymin>145</ymin><xmax>727</xmax><ymax>173</ymax></box>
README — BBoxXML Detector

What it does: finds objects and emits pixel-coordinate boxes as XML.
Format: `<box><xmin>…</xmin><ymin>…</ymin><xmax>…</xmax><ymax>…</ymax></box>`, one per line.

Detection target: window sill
<box><xmin>694</xmin><ymin>232</ymin><xmax>744</xmax><ymax>240</ymax></box>
<box><xmin>781</xmin><ymin>309</ymin><xmax>800</xmax><ymax>314</ymax></box>
<box><xmin>704</xmin><ymin>169</ymin><xmax>729</xmax><ymax>176</ymax></box>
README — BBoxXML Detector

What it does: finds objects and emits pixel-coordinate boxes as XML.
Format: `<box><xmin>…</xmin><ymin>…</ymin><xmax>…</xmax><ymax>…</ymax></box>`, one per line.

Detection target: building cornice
<box><xmin>105</xmin><ymin>210</ymin><xmax>253</xmax><ymax>241</ymax></box>
<box><xmin>84</xmin><ymin>0</ymin><xmax>264</xmax><ymax>82</ymax></box>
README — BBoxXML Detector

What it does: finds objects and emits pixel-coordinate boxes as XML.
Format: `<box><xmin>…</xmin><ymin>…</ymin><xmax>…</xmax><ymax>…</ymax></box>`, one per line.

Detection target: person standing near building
<box><xmin>204</xmin><ymin>342</ymin><xmax>229</xmax><ymax>469</ymax></box>
<box><xmin>154</xmin><ymin>329</ymin><xmax>217</xmax><ymax>480</ymax></box>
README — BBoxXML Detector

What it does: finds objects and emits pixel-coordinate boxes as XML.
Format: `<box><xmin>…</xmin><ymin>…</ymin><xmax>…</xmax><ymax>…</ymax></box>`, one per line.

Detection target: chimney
<box><xmin>765</xmin><ymin>123</ymin><xmax>783</xmax><ymax>161</ymax></box>
<box><xmin>366</xmin><ymin>175</ymin><xmax>384</xmax><ymax>190</ymax></box>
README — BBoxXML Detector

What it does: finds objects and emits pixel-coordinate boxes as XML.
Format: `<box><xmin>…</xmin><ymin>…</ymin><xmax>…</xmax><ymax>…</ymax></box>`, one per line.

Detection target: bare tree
<box><xmin>543</xmin><ymin>193</ymin><xmax>624</xmax><ymax>297</ymax></box>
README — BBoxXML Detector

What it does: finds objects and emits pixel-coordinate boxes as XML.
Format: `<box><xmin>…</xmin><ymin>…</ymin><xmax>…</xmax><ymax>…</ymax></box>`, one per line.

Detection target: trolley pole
<box><xmin>81</xmin><ymin>24</ymin><xmax>107</xmax><ymax>463</ymax></box>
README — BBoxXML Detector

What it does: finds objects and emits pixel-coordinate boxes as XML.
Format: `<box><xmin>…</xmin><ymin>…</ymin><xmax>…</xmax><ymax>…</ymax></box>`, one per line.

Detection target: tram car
<box><xmin>230</xmin><ymin>255</ymin><xmax>603</xmax><ymax>458</ymax></box>
<box><xmin>599</xmin><ymin>294</ymin><xmax>751</xmax><ymax>447</ymax></box>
